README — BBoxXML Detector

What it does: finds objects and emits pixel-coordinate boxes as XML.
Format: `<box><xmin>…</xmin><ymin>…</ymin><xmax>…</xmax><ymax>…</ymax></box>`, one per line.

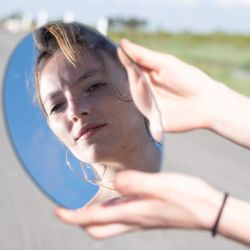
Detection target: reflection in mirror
<box><xmin>4</xmin><ymin>21</ymin><xmax>163</xmax><ymax>209</ymax></box>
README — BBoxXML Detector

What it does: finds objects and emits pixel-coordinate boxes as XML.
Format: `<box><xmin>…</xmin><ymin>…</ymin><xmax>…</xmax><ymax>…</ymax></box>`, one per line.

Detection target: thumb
<box><xmin>115</xmin><ymin>170</ymin><xmax>162</xmax><ymax>197</ymax></box>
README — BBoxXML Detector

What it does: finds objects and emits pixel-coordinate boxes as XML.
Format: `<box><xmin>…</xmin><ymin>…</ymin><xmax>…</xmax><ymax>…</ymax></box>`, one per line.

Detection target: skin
<box><xmin>56</xmin><ymin>170</ymin><xmax>250</xmax><ymax>246</ymax></box>
<box><xmin>55</xmin><ymin>40</ymin><xmax>250</xmax><ymax>246</ymax></box>
<box><xmin>117</xmin><ymin>39</ymin><xmax>250</xmax><ymax>148</ymax></box>
<box><xmin>39</xmin><ymin>46</ymin><xmax>161</xmax><ymax>201</ymax></box>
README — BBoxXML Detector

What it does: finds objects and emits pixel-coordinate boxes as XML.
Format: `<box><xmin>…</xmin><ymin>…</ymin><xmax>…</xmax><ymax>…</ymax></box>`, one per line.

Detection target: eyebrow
<box><xmin>73</xmin><ymin>68</ymin><xmax>100</xmax><ymax>86</ymax></box>
<box><xmin>43</xmin><ymin>68</ymin><xmax>101</xmax><ymax>105</ymax></box>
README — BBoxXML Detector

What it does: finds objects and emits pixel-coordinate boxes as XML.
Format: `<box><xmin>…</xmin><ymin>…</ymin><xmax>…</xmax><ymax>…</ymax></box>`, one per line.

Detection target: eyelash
<box><xmin>49</xmin><ymin>82</ymin><xmax>107</xmax><ymax>115</ymax></box>
<box><xmin>50</xmin><ymin>103</ymin><xmax>65</xmax><ymax>115</ymax></box>
<box><xmin>86</xmin><ymin>82</ymin><xmax>106</xmax><ymax>93</ymax></box>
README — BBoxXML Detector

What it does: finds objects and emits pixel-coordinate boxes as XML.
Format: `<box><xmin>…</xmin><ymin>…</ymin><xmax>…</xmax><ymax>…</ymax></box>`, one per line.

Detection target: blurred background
<box><xmin>0</xmin><ymin>0</ymin><xmax>250</xmax><ymax>250</ymax></box>
<box><xmin>1</xmin><ymin>0</ymin><xmax>250</xmax><ymax>95</ymax></box>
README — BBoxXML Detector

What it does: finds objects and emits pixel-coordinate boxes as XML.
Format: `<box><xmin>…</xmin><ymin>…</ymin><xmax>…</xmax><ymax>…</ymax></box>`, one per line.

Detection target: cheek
<box><xmin>108</xmin><ymin>100</ymin><xmax>142</xmax><ymax>132</ymax></box>
<box><xmin>48</xmin><ymin>118</ymin><xmax>72</xmax><ymax>146</ymax></box>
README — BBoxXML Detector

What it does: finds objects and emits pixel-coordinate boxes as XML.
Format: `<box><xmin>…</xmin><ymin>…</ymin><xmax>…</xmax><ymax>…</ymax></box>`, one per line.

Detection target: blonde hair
<box><xmin>47</xmin><ymin>23</ymin><xmax>79</xmax><ymax>65</ymax></box>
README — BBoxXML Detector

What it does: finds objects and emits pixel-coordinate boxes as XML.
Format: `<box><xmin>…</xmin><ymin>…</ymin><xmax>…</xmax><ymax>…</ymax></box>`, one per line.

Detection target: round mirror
<box><xmin>3</xmin><ymin>21</ymin><xmax>164</xmax><ymax>209</ymax></box>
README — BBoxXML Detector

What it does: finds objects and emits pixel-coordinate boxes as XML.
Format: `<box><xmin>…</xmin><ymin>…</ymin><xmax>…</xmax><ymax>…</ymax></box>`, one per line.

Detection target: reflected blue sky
<box><xmin>4</xmin><ymin>34</ymin><xmax>98</xmax><ymax>209</ymax></box>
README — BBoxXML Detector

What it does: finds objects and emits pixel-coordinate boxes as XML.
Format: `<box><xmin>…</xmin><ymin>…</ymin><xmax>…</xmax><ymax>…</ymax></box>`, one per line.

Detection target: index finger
<box><xmin>55</xmin><ymin>197</ymin><xmax>154</xmax><ymax>226</ymax></box>
<box><xmin>119</xmin><ymin>39</ymin><xmax>163</xmax><ymax>71</ymax></box>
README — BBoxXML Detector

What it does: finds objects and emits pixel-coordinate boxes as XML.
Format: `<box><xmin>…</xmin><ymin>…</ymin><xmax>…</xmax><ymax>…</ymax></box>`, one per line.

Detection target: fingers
<box><xmin>118</xmin><ymin>47</ymin><xmax>152</xmax><ymax>117</ymax></box>
<box><xmin>118</xmin><ymin>42</ymin><xmax>165</xmax><ymax>138</ymax></box>
<box><xmin>55</xmin><ymin>194</ymin><xmax>158</xmax><ymax>227</ymax></box>
<box><xmin>85</xmin><ymin>223</ymin><xmax>140</xmax><ymax>240</ymax></box>
<box><xmin>119</xmin><ymin>39</ymin><xmax>163</xmax><ymax>70</ymax></box>
<box><xmin>55</xmin><ymin>199</ymin><xmax>140</xmax><ymax>226</ymax></box>
<box><xmin>55</xmin><ymin>205</ymin><xmax>123</xmax><ymax>226</ymax></box>
<box><xmin>117</xmin><ymin>46</ymin><xmax>134</xmax><ymax>69</ymax></box>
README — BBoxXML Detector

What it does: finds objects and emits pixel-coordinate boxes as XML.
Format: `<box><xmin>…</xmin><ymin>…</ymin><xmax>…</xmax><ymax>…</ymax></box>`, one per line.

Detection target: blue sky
<box><xmin>1</xmin><ymin>0</ymin><xmax>250</xmax><ymax>33</ymax></box>
<box><xmin>4</xmin><ymin>34</ymin><xmax>98</xmax><ymax>209</ymax></box>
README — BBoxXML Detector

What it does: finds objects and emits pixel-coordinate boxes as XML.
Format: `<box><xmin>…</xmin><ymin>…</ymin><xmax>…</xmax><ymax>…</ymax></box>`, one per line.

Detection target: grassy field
<box><xmin>109</xmin><ymin>31</ymin><xmax>250</xmax><ymax>96</ymax></box>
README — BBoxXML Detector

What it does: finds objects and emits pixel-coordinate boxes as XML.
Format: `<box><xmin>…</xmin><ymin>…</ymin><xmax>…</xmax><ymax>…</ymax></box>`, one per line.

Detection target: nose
<box><xmin>67</xmin><ymin>98</ymin><xmax>90</xmax><ymax>122</ymax></box>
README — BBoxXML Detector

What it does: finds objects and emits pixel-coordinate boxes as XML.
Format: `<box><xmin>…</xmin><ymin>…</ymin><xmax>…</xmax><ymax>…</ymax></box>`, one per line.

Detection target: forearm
<box><xmin>209</xmin><ymin>82</ymin><xmax>250</xmax><ymax>149</ymax></box>
<box><xmin>218</xmin><ymin>196</ymin><xmax>250</xmax><ymax>246</ymax></box>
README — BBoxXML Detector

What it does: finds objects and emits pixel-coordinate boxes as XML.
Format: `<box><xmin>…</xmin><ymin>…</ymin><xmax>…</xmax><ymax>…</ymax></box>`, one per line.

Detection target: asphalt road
<box><xmin>0</xmin><ymin>28</ymin><xmax>249</xmax><ymax>250</ymax></box>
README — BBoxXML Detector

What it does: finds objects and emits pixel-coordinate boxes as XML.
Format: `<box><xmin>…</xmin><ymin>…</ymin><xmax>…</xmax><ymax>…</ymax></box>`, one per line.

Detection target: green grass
<box><xmin>109</xmin><ymin>31</ymin><xmax>250</xmax><ymax>96</ymax></box>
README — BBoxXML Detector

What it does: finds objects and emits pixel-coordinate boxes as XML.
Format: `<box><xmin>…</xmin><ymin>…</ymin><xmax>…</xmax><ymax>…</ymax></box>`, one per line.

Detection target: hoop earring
<box><xmin>65</xmin><ymin>149</ymin><xmax>116</xmax><ymax>191</ymax></box>
<box><xmin>65</xmin><ymin>149</ymin><xmax>101</xmax><ymax>186</ymax></box>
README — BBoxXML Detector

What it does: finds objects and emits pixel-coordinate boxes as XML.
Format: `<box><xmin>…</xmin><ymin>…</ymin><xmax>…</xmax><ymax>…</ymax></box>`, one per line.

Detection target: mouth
<box><xmin>75</xmin><ymin>123</ymin><xmax>107</xmax><ymax>141</ymax></box>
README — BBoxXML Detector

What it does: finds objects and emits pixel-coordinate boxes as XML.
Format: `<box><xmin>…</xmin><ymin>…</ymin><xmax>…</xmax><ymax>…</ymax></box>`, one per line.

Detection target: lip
<box><xmin>75</xmin><ymin>123</ymin><xmax>107</xmax><ymax>141</ymax></box>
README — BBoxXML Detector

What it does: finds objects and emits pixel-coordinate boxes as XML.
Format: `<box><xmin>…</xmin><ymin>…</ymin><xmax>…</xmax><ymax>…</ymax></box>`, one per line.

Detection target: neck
<box><xmin>88</xmin><ymin>137</ymin><xmax>161</xmax><ymax>205</ymax></box>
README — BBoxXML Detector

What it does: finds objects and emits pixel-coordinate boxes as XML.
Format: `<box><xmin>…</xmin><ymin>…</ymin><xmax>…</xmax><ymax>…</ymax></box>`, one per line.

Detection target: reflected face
<box><xmin>39</xmin><ymin>47</ymin><xmax>144</xmax><ymax>164</ymax></box>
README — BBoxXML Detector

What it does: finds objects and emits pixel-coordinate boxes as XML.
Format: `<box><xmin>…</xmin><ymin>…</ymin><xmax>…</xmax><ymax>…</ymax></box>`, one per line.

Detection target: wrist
<box><xmin>204</xmin><ymin>81</ymin><xmax>233</xmax><ymax>131</ymax></box>
<box><xmin>191</xmin><ymin>79</ymin><xmax>229</xmax><ymax>132</ymax></box>
<box><xmin>196</xmin><ymin>187</ymin><xmax>225</xmax><ymax>231</ymax></box>
<box><xmin>211</xmin><ymin>192</ymin><xmax>229</xmax><ymax>237</ymax></box>
<box><xmin>208</xmin><ymin>82</ymin><xmax>250</xmax><ymax>147</ymax></box>
<box><xmin>217</xmin><ymin>196</ymin><xmax>250</xmax><ymax>245</ymax></box>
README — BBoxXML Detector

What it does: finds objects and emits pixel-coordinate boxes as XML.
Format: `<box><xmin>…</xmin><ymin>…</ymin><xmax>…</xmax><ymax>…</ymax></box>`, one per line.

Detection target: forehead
<box><xmin>42</xmin><ymin>46</ymin><xmax>103</xmax><ymax>83</ymax></box>
<box><xmin>39</xmin><ymin>47</ymin><xmax>107</xmax><ymax>100</ymax></box>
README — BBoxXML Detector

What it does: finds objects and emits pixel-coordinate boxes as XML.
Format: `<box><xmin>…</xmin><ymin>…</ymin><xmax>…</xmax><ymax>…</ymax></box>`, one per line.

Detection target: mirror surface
<box><xmin>4</xmin><ymin>21</ymin><xmax>163</xmax><ymax>209</ymax></box>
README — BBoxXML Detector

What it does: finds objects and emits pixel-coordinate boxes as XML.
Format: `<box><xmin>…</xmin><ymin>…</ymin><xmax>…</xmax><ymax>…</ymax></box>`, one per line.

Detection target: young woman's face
<box><xmin>39</xmin><ymin>47</ymin><xmax>145</xmax><ymax>164</ymax></box>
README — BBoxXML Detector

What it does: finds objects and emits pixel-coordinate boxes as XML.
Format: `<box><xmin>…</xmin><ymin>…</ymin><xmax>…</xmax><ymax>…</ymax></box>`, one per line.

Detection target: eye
<box><xmin>49</xmin><ymin>103</ymin><xmax>65</xmax><ymax>115</ymax></box>
<box><xmin>86</xmin><ymin>82</ymin><xmax>106</xmax><ymax>93</ymax></box>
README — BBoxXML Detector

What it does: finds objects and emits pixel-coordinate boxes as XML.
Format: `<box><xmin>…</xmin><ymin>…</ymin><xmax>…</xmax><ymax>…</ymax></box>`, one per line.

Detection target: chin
<box><xmin>75</xmin><ymin>146</ymin><xmax>114</xmax><ymax>164</ymax></box>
